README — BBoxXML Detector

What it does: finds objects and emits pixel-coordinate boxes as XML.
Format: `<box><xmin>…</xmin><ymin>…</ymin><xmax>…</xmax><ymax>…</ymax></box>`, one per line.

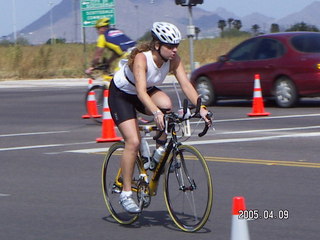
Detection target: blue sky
<box><xmin>0</xmin><ymin>0</ymin><xmax>318</xmax><ymax>37</ymax></box>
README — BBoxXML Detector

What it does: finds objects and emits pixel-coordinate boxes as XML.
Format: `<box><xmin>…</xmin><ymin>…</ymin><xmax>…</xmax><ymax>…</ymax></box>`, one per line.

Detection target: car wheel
<box><xmin>195</xmin><ymin>76</ymin><xmax>216</xmax><ymax>106</ymax></box>
<box><xmin>274</xmin><ymin>77</ymin><xmax>298</xmax><ymax>108</ymax></box>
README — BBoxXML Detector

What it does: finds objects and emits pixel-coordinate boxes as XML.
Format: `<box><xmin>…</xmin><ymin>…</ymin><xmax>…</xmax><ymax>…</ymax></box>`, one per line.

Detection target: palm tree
<box><xmin>232</xmin><ymin>20</ymin><xmax>242</xmax><ymax>30</ymax></box>
<box><xmin>227</xmin><ymin>18</ymin><xmax>234</xmax><ymax>29</ymax></box>
<box><xmin>270</xmin><ymin>23</ymin><xmax>280</xmax><ymax>33</ymax></box>
<box><xmin>251</xmin><ymin>24</ymin><xmax>260</xmax><ymax>35</ymax></box>
<box><xmin>218</xmin><ymin>20</ymin><xmax>226</xmax><ymax>32</ymax></box>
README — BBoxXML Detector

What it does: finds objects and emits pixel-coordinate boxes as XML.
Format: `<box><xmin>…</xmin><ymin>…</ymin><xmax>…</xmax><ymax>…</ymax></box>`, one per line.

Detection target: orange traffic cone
<box><xmin>96</xmin><ymin>89</ymin><xmax>122</xmax><ymax>142</ymax></box>
<box><xmin>82</xmin><ymin>78</ymin><xmax>102</xmax><ymax>119</ymax></box>
<box><xmin>247</xmin><ymin>74</ymin><xmax>270</xmax><ymax>117</ymax></box>
<box><xmin>231</xmin><ymin>196</ymin><xmax>250</xmax><ymax>240</ymax></box>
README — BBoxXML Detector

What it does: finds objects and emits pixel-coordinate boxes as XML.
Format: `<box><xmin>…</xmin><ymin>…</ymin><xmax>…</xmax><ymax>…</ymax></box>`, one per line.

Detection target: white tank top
<box><xmin>113</xmin><ymin>50</ymin><xmax>170</xmax><ymax>94</ymax></box>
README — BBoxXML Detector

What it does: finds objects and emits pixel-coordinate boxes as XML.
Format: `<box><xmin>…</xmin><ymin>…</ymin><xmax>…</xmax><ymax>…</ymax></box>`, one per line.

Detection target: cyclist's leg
<box><xmin>148</xmin><ymin>88</ymin><xmax>172</xmax><ymax>114</ymax></box>
<box><xmin>117</xmin><ymin>119</ymin><xmax>140</xmax><ymax>192</ymax></box>
<box><xmin>102</xmin><ymin>142</ymin><xmax>139</xmax><ymax>224</ymax></box>
<box><xmin>147</xmin><ymin>89</ymin><xmax>172</xmax><ymax>145</ymax></box>
<box><xmin>108</xmin><ymin>82</ymin><xmax>143</xmax><ymax>213</ymax></box>
<box><xmin>116</xmin><ymin>119</ymin><xmax>142</xmax><ymax>213</ymax></box>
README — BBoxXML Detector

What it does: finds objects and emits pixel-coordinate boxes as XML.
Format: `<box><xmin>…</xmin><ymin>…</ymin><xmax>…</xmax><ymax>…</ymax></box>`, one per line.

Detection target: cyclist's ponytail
<box><xmin>128</xmin><ymin>40</ymin><xmax>157</xmax><ymax>70</ymax></box>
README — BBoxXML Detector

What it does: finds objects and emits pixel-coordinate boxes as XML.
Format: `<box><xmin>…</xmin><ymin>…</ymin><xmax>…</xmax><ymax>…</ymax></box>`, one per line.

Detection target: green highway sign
<box><xmin>81</xmin><ymin>8</ymin><xmax>115</xmax><ymax>27</ymax></box>
<box><xmin>80</xmin><ymin>0</ymin><xmax>116</xmax><ymax>27</ymax></box>
<box><xmin>81</xmin><ymin>0</ymin><xmax>115</xmax><ymax>9</ymax></box>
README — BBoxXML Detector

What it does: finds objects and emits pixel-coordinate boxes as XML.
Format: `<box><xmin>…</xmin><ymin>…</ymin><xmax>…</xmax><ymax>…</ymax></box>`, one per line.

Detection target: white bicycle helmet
<box><xmin>151</xmin><ymin>22</ymin><xmax>181</xmax><ymax>45</ymax></box>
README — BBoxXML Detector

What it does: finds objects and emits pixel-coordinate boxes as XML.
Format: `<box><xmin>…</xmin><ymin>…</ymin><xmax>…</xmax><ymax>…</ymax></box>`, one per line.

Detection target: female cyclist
<box><xmin>108</xmin><ymin>22</ymin><xmax>211</xmax><ymax>213</ymax></box>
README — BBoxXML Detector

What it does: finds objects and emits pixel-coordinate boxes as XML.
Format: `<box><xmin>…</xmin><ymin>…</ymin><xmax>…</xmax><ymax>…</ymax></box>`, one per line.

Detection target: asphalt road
<box><xmin>0</xmin><ymin>80</ymin><xmax>319</xmax><ymax>240</ymax></box>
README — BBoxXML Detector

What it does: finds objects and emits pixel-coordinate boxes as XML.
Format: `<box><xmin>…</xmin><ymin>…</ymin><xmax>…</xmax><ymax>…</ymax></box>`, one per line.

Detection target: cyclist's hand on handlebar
<box><xmin>200</xmin><ymin>106</ymin><xmax>213</xmax><ymax>127</ymax></box>
<box><xmin>153</xmin><ymin>110</ymin><xmax>165</xmax><ymax>130</ymax></box>
<box><xmin>85</xmin><ymin>67</ymin><xmax>94</xmax><ymax>75</ymax></box>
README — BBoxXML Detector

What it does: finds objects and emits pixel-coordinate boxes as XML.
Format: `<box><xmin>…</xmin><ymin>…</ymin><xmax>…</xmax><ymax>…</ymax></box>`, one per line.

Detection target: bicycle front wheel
<box><xmin>102</xmin><ymin>142</ymin><xmax>139</xmax><ymax>224</ymax></box>
<box><xmin>164</xmin><ymin>145</ymin><xmax>213</xmax><ymax>232</ymax></box>
<box><xmin>85</xmin><ymin>85</ymin><xmax>105</xmax><ymax>124</ymax></box>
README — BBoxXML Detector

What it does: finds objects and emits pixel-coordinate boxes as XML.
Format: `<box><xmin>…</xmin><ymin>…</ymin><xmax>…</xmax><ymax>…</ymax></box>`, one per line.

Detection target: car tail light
<box><xmin>317</xmin><ymin>63</ymin><xmax>320</xmax><ymax>70</ymax></box>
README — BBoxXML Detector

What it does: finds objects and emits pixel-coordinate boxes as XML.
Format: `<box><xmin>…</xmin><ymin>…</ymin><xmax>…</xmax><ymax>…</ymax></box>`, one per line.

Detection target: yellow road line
<box><xmin>204</xmin><ymin>156</ymin><xmax>320</xmax><ymax>168</ymax></box>
<box><xmin>96</xmin><ymin>151</ymin><xmax>320</xmax><ymax>169</ymax></box>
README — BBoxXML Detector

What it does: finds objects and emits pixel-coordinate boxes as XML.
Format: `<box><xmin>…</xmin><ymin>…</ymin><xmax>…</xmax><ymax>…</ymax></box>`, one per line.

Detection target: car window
<box><xmin>228</xmin><ymin>39</ymin><xmax>257</xmax><ymax>61</ymax></box>
<box><xmin>253</xmin><ymin>38</ymin><xmax>284</xmax><ymax>60</ymax></box>
<box><xmin>291</xmin><ymin>34</ymin><xmax>320</xmax><ymax>53</ymax></box>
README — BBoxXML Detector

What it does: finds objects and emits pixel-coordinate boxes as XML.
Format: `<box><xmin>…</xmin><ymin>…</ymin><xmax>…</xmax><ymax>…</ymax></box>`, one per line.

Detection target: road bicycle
<box><xmin>84</xmin><ymin>64</ymin><xmax>112</xmax><ymax>124</ymax></box>
<box><xmin>101</xmin><ymin>99</ymin><xmax>213</xmax><ymax>232</ymax></box>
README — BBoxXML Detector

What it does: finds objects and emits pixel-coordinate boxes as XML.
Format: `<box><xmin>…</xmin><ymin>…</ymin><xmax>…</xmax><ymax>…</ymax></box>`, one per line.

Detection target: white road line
<box><xmin>221</xmin><ymin>125</ymin><xmax>320</xmax><ymax>135</ymax></box>
<box><xmin>2</xmin><ymin>113</ymin><xmax>320</xmax><ymax>153</ymax></box>
<box><xmin>66</xmin><ymin>143</ymin><xmax>158</xmax><ymax>154</ymax></box>
<box><xmin>0</xmin><ymin>193</ymin><xmax>10</xmax><ymax>197</ymax></box>
<box><xmin>66</xmin><ymin>148</ymin><xmax>109</xmax><ymax>153</ymax></box>
<box><xmin>183</xmin><ymin>132</ymin><xmax>320</xmax><ymax>145</ymax></box>
<box><xmin>0</xmin><ymin>141</ymin><xmax>94</xmax><ymax>152</ymax></box>
<box><xmin>0</xmin><ymin>131</ymin><xmax>69</xmax><ymax>138</ymax></box>
<box><xmin>214</xmin><ymin>113</ymin><xmax>320</xmax><ymax>123</ymax></box>
<box><xmin>65</xmin><ymin>131</ymin><xmax>320</xmax><ymax>154</ymax></box>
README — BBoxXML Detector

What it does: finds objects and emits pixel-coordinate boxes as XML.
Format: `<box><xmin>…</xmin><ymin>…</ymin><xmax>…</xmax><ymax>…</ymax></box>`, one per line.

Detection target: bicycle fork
<box><xmin>172</xmin><ymin>149</ymin><xmax>197</xmax><ymax>192</ymax></box>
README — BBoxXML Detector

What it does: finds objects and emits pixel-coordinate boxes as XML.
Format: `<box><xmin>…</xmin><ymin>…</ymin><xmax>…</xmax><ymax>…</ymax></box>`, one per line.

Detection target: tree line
<box><xmin>1</xmin><ymin>19</ymin><xmax>320</xmax><ymax>46</ymax></box>
<box><xmin>217</xmin><ymin>18</ymin><xmax>319</xmax><ymax>37</ymax></box>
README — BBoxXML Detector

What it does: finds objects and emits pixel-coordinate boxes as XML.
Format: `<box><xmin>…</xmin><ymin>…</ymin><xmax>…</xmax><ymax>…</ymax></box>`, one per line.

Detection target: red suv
<box><xmin>191</xmin><ymin>32</ymin><xmax>320</xmax><ymax>107</ymax></box>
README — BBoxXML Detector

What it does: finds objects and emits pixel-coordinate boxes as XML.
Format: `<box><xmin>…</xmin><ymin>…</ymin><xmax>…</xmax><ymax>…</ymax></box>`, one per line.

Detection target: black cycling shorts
<box><xmin>108</xmin><ymin>80</ymin><xmax>159</xmax><ymax>126</ymax></box>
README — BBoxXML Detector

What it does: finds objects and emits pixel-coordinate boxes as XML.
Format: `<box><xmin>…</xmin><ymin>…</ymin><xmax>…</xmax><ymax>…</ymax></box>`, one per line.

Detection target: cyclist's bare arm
<box><xmin>85</xmin><ymin>47</ymin><xmax>105</xmax><ymax>75</ymax></box>
<box><xmin>172</xmin><ymin>55</ymin><xmax>212</xmax><ymax>125</ymax></box>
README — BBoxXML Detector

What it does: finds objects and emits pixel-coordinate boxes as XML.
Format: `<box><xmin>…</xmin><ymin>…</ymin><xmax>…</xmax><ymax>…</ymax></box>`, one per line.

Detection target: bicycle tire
<box><xmin>164</xmin><ymin>144</ymin><xmax>213</xmax><ymax>232</ymax></box>
<box><xmin>84</xmin><ymin>85</ymin><xmax>106</xmax><ymax>124</ymax></box>
<box><xmin>101</xmin><ymin>142</ymin><xmax>140</xmax><ymax>224</ymax></box>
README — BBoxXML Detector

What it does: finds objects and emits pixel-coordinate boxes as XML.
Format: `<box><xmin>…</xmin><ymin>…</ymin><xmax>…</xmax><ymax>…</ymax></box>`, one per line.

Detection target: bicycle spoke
<box><xmin>164</xmin><ymin>145</ymin><xmax>213</xmax><ymax>232</ymax></box>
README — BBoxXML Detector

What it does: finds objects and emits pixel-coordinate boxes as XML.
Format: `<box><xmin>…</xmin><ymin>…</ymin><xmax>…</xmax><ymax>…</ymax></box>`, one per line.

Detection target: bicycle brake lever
<box><xmin>198</xmin><ymin>111</ymin><xmax>214</xmax><ymax>137</ymax></box>
<box><xmin>198</xmin><ymin>124</ymin><xmax>209</xmax><ymax>137</ymax></box>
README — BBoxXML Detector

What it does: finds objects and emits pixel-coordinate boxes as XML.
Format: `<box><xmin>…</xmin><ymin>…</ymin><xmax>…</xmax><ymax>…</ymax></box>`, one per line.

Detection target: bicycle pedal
<box><xmin>112</xmin><ymin>184</ymin><xmax>122</xmax><ymax>194</ymax></box>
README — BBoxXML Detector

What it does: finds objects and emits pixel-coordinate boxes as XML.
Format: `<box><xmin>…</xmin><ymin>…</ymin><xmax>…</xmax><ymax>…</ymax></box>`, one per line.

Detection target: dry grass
<box><xmin>0</xmin><ymin>36</ymin><xmax>249</xmax><ymax>80</ymax></box>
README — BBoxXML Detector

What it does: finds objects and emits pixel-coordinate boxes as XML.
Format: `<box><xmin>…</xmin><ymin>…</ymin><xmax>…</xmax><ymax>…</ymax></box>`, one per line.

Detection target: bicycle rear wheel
<box><xmin>164</xmin><ymin>145</ymin><xmax>213</xmax><ymax>232</ymax></box>
<box><xmin>102</xmin><ymin>142</ymin><xmax>140</xmax><ymax>224</ymax></box>
<box><xmin>84</xmin><ymin>85</ymin><xmax>105</xmax><ymax>124</ymax></box>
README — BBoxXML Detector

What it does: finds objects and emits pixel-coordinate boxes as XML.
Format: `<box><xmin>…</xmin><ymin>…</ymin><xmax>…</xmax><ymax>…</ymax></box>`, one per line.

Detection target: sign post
<box><xmin>80</xmin><ymin>0</ymin><xmax>116</xmax><ymax>66</ymax></box>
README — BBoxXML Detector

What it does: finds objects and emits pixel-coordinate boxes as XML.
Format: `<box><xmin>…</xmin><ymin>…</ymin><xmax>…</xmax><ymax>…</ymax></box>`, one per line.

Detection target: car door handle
<box><xmin>265</xmin><ymin>64</ymin><xmax>274</xmax><ymax>69</ymax></box>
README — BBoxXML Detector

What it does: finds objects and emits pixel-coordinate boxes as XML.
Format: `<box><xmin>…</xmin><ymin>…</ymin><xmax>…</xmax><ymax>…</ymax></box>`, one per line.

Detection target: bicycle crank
<box><xmin>137</xmin><ymin>181</ymin><xmax>151</xmax><ymax>208</ymax></box>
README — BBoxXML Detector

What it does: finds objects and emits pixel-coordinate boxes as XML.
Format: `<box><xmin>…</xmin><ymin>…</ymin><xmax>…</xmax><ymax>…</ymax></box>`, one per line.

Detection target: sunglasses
<box><xmin>163</xmin><ymin>43</ymin><xmax>179</xmax><ymax>49</ymax></box>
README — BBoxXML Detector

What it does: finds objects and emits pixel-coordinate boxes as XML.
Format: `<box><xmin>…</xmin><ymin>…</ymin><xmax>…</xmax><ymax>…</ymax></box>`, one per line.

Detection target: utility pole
<box><xmin>74</xmin><ymin>0</ymin><xmax>78</xmax><ymax>43</ymax></box>
<box><xmin>187</xmin><ymin>5</ymin><xmax>195</xmax><ymax>72</ymax></box>
<box><xmin>12</xmin><ymin>0</ymin><xmax>17</xmax><ymax>44</ymax></box>
<box><xmin>175</xmin><ymin>0</ymin><xmax>203</xmax><ymax>72</ymax></box>
<box><xmin>48</xmin><ymin>1</ymin><xmax>55</xmax><ymax>44</ymax></box>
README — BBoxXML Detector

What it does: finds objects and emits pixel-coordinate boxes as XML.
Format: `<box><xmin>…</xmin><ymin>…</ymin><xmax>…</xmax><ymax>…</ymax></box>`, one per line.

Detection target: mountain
<box><xmin>18</xmin><ymin>0</ymin><xmax>219</xmax><ymax>44</ymax></box>
<box><xmin>277</xmin><ymin>1</ymin><xmax>320</xmax><ymax>29</ymax></box>
<box><xmin>14</xmin><ymin>0</ymin><xmax>320</xmax><ymax>44</ymax></box>
<box><xmin>241</xmin><ymin>13</ymin><xmax>275</xmax><ymax>32</ymax></box>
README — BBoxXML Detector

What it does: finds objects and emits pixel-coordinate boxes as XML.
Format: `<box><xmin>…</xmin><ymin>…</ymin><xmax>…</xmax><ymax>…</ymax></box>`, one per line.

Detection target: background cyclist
<box><xmin>108</xmin><ymin>22</ymin><xmax>212</xmax><ymax>214</ymax></box>
<box><xmin>85</xmin><ymin>18</ymin><xmax>136</xmax><ymax>75</ymax></box>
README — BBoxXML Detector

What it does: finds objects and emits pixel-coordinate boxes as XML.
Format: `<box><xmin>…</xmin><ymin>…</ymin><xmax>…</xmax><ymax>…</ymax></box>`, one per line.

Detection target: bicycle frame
<box><xmin>112</xmin><ymin>120</ymin><xmax>180</xmax><ymax>197</ymax></box>
<box><xmin>147</xmin><ymin>130</ymin><xmax>180</xmax><ymax>196</ymax></box>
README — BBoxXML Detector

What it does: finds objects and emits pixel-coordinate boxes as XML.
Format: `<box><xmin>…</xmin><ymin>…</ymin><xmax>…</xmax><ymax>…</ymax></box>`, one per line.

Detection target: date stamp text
<box><xmin>238</xmin><ymin>209</ymin><xmax>289</xmax><ymax>220</ymax></box>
